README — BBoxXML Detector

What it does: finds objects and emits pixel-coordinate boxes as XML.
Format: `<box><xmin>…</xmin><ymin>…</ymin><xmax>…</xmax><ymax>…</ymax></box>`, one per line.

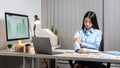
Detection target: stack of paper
<box><xmin>83</xmin><ymin>48</ymin><xmax>99</xmax><ymax>53</ymax></box>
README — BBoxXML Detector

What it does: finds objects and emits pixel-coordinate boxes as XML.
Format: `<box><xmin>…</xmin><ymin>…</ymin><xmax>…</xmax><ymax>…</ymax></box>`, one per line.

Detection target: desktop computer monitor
<box><xmin>5</xmin><ymin>12</ymin><xmax>30</xmax><ymax>41</ymax></box>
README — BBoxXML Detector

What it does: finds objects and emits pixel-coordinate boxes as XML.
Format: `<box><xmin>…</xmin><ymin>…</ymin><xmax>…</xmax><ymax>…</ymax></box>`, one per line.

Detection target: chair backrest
<box><xmin>98</xmin><ymin>36</ymin><xmax>104</xmax><ymax>51</ymax></box>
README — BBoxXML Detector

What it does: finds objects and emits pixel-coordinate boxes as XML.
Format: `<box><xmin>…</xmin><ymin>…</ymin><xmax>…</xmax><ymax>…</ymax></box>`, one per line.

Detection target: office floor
<box><xmin>57</xmin><ymin>61</ymin><xmax>120</xmax><ymax>68</ymax></box>
<box><xmin>57</xmin><ymin>64</ymin><xmax>120</xmax><ymax>68</ymax></box>
<box><xmin>109</xmin><ymin>64</ymin><xmax>120</xmax><ymax>68</ymax></box>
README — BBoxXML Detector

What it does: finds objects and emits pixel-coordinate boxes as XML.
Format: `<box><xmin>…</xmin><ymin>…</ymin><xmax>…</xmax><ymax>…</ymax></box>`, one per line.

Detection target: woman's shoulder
<box><xmin>76</xmin><ymin>29</ymin><xmax>83</xmax><ymax>33</ymax></box>
<box><xmin>74</xmin><ymin>29</ymin><xmax>84</xmax><ymax>35</ymax></box>
<box><xmin>94</xmin><ymin>29</ymin><xmax>102</xmax><ymax>34</ymax></box>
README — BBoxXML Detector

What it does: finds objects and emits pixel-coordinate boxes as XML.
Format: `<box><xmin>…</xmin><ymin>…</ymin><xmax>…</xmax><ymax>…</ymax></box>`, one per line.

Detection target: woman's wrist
<box><xmin>79</xmin><ymin>42</ymin><xmax>82</xmax><ymax>45</ymax></box>
<box><xmin>75</xmin><ymin>49</ymin><xmax>79</xmax><ymax>52</ymax></box>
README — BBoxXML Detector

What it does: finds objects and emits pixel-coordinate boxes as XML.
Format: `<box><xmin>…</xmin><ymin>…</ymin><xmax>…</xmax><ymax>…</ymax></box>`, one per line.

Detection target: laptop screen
<box><xmin>32</xmin><ymin>37</ymin><xmax>52</xmax><ymax>54</ymax></box>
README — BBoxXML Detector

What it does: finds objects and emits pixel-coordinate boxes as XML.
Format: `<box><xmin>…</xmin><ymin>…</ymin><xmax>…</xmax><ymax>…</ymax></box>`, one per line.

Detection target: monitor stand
<box><xmin>18</xmin><ymin>40</ymin><xmax>22</xmax><ymax>45</ymax></box>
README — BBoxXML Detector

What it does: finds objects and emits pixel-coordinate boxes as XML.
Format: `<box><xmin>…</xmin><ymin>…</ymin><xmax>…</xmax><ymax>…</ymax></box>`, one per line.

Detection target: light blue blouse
<box><xmin>74</xmin><ymin>28</ymin><xmax>102</xmax><ymax>51</ymax></box>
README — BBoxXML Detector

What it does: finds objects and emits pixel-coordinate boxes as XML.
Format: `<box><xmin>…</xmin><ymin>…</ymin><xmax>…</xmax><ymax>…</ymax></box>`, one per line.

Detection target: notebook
<box><xmin>32</xmin><ymin>37</ymin><xmax>62</xmax><ymax>55</ymax></box>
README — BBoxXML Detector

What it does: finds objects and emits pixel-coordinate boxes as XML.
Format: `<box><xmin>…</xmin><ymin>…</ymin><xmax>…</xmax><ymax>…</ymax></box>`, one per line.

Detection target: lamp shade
<box><xmin>34</xmin><ymin>15</ymin><xmax>41</xmax><ymax>24</ymax></box>
<box><xmin>33</xmin><ymin>15</ymin><xmax>41</xmax><ymax>37</ymax></box>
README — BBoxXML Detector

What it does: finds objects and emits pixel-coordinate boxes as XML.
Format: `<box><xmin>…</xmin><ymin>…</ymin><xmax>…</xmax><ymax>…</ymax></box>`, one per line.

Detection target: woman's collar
<box><xmin>83</xmin><ymin>28</ymin><xmax>94</xmax><ymax>33</ymax></box>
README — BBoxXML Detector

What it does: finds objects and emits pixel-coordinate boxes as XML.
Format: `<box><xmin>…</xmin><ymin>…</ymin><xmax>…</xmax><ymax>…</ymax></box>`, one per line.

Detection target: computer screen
<box><xmin>5</xmin><ymin>12</ymin><xmax>30</xmax><ymax>41</ymax></box>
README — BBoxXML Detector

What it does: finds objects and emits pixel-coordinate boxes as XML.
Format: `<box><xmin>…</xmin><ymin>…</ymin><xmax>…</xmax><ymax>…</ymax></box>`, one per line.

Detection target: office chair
<box><xmin>68</xmin><ymin>38</ymin><xmax>111</xmax><ymax>68</ymax></box>
<box><xmin>98</xmin><ymin>37</ymin><xmax>111</xmax><ymax>68</ymax></box>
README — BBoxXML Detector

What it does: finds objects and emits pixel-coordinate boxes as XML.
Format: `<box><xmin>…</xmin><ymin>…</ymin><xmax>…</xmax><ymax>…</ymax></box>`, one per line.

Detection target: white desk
<box><xmin>0</xmin><ymin>49</ymin><xmax>120</xmax><ymax>68</ymax></box>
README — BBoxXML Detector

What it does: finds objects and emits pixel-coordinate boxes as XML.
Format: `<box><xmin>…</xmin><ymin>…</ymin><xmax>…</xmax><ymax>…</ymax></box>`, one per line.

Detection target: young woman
<box><xmin>73</xmin><ymin>11</ymin><xmax>102</xmax><ymax>68</ymax></box>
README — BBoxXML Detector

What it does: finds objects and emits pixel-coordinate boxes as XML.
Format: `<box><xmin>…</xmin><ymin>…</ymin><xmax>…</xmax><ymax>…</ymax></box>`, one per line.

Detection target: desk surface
<box><xmin>0</xmin><ymin>49</ymin><xmax>120</xmax><ymax>63</ymax></box>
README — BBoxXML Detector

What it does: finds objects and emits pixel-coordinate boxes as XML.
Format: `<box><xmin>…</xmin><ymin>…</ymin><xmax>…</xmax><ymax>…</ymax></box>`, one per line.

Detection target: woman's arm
<box><xmin>74</xmin><ymin>38</ymin><xmax>86</xmax><ymax>53</ymax></box>
<box><xmin>74</xmin><ymin>38</ymin><xmax>82</xmax><ymax>45</ymax></box>
<box><xmin>81</xmin><ymin>31</ymin><xmax>102</xmax><ymax>50</ymax></box>
<box><xmin>73</xmin><ymin>30</ymin><xmax>86</xmax><ymax>53</ymax></box>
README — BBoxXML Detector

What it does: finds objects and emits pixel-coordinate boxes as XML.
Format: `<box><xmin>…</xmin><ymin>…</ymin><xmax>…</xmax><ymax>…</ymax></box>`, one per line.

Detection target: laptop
<box><xmin>32</xmin><ymin>37</ymin><xmax>62</xmax><ymax>55</ymax></box>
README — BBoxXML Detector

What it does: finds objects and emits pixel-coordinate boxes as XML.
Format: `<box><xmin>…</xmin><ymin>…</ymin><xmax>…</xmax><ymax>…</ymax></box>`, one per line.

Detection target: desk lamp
<box><xmin>33</xmin><ymin>15</ymin><xmax>41</xmax><ymax>37</ymax></box>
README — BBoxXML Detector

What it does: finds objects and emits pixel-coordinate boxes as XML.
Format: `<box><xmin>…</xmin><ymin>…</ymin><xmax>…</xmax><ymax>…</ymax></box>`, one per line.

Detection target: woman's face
<box><xmin>84</xmin><ymin>17</ymin><xmax>92</xmax><ymax>30</ymax></box>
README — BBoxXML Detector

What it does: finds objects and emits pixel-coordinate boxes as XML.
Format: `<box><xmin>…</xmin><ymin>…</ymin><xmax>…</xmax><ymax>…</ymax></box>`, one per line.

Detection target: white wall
<box><xmin>0</xmin><ymin>0</ymin><xmax>41</xmax><ymax>49</ymax></box>
<box><xmin>104</xmin><ymin>0</ymin><xmax>120</xmax><ymax>51</ymax></box>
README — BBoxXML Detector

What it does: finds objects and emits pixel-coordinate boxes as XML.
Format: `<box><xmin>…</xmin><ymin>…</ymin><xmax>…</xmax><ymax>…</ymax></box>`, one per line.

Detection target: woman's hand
<box><xmin>77</xmin><ymin>49</ymin><xmax>86</xmax><ymax>53</ymax></box>
<box><xmin>74</xmin><ymin>38</ymin><xmax>82</xmax><ymax>45</ymax></box>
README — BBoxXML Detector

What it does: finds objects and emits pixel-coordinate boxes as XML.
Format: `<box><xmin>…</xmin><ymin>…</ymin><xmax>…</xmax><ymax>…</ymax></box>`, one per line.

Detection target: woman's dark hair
<box><xmin>82</xmin><ymin>11</ymin><xmax>99</xmax><ymax>30</ymax></box>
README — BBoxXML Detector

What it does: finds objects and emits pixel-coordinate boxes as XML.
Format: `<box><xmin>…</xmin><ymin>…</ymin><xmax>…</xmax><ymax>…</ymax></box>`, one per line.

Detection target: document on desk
<box><xmin>104</xmin><ymin>51</ymin><xmax>120</xmax><ymax>56</ymax></box>
<box><xmin>82</xmin><ymin>48</ymin><xmax>99</xmax><ymax>53</ymax></box>
<box><xmin>99</xmin><ymin>52</ymin><xmax>117</xmax><ymax>59</ymax></box>
<box><xmin>53</xmin><ymin>49</ymin><xmax>74</xmax><ymax>53</ymax></box>
<box><xmin>53</xmin><ymin>48</ymin><xmax>98</xmax><ymax>53</ymax></box>
<box><xmin>70</xmin><ymin>52</ymin><xmax>116</xmax><ymax>59</ymax></box>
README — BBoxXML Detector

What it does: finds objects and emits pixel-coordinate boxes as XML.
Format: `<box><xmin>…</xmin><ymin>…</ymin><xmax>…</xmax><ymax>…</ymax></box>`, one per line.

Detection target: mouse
<box><xmin>25</xmin><ymin>43</ymin><xmax>31</xmax><ymax>46</ymax></box>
